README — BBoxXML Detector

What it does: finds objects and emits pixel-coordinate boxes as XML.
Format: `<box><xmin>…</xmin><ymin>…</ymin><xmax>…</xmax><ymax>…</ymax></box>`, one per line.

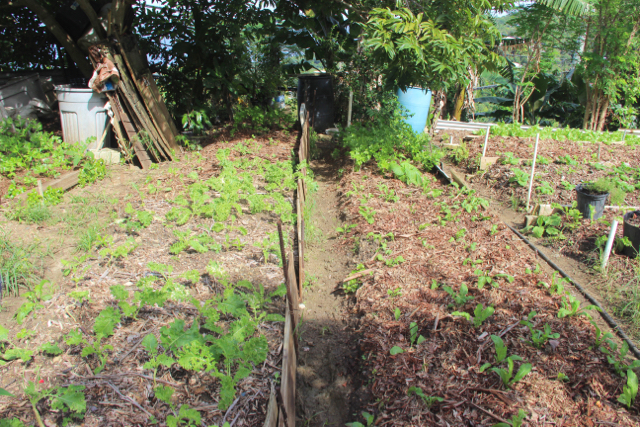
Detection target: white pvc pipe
<box><xmin>601</xmin><ymin>220</ymin><xmax>619</xmax><ymax>271</ymax></box>
<box><xmin>526</xmin><ymin>133</ymin><xmax>540</xmax><ymax>212</ymax></box>
<box><xmin>482</xmin><ymin>125</ymin><xmax>490</xmax><ymax>157</ymax></box>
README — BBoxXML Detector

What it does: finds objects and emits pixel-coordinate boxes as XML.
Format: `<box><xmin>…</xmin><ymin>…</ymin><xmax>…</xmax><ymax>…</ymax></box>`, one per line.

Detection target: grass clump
<box><xmin>0</xmin><ymin>231</ymin><xmax>40</xmax><ymax>297</ymax></box>
<box><xmin>583</xmin><ymin>178</ymin><xmax>626</xmax><ymax>205</ymax></box>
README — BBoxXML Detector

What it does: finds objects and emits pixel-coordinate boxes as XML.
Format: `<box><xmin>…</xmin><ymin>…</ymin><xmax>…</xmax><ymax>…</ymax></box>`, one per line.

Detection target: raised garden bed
<box><xmin>335</xmin><ymin>164</ymin><xmax>640</xmax><ymax>426</ymax></box>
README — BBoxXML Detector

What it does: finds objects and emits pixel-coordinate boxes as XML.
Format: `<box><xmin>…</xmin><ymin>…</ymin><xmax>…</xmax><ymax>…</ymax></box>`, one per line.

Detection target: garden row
<box><xmin>0</xmin><ymin>131</ymin><xmax>303</xmax><ymax>426</ymax></box>
<box><xmin>438</xmin><ymin>124</ymin><xmax>640</xmax><ymax>338</ymax></box>
<box><xmin>336</xmin><ymin>115</ymin><xmax>640</xmax><ymax>426</ymax></box>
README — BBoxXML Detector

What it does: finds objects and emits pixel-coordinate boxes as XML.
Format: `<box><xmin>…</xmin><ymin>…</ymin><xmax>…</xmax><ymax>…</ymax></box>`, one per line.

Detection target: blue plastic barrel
<box><xmin>396</xmin><ymin>87</ymin><xmax>432</xmax><ymax>134</ymax></box>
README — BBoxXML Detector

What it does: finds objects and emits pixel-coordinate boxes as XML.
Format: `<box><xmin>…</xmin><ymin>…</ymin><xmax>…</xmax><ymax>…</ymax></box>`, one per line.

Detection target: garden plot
<box><xmin>336</xmin><ymin>167</ymin><xmax>640</xmax><ymax>426</ymax></box>
<box><xmin>0</xmin><ymin>134</ymin><xmax>300</xmax><ymax>426</ymax></box>
<box><xmin>439</xmin><ymin>126</ymin><xmax>640</xmax><ymax>339</ymax></box>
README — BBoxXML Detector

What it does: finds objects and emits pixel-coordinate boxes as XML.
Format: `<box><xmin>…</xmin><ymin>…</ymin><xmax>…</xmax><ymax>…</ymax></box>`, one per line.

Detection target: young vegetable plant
<box><xmin>600</xmin><ymin>340</ymin><xmax>640</xmax><ymax>377</ymax></box>
<box><xmin>453</xmin><ymin>304</ymin><xmax>494</xmax><ymax>328</ymax></box>
<box><xmin>523</xmin><ymin>214</ymin><xmax>562</xmax><ymax>238</ymax></box>
<box><xmin>509</xmin><ymin>168</ymin><xmax>530</xmax><ymax>187</ymax></box>
<box><xmin>491</xmin><ymin>357</ymin><xmax>532</xmax><ymax>389</ymax></box>
<box><xmin>409</xmin><ymin>322</ymin><xmax>426</xmax><ymax>347</ymax></box>
<box><xmin>557</xmin><ymin>295</ymin><xmax>600</xmax><ymax>319</ymax></box>
<box><xmin>519</xmin><ymin>311</ymin><xmax>559</xmax><ymax>349</ymax></box>
<box><xmin>407</xmin><ymin>386</ymin><xmax>443</xmax><ymax>409</ymax></box>
<box><xmin>443</xmin><ymin>284</ymin><xmax>474</xmax><ymax>306</ymax></box>
<box><xmin>618</xmin><ymin>369</ymin><xmax>638</xmax><ymax>409</ymax></box>
<box><xmin>479</xmin><ymin>335</ymin><xmax>508</xmax><ymax>373</ymax></box>
<box><xmin>491</xmin><ymin>409</ymin><xmax>527</xmax><ymax>427</ymax></box>
<box><xmin>346</xmin><ymin>411</ymin><xmax>375</xmax><ymax>427</ymax></box>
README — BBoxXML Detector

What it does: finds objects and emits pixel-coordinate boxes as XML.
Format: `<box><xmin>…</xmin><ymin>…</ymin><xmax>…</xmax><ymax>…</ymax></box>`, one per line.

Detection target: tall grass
<box><xmin>0</xmin><ymin>231</ymin><xmax>39</xmax><ymax>297</ymax></box>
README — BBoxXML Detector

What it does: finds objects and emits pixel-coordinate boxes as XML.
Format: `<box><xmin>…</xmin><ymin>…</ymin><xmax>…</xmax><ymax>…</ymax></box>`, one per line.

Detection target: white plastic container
<box><xmin>55</xmin><ymin>87</ymin><xmax>110</xmax><ymax>149</ymax></box>
<box><xmin>0</xmin><ymin>74</ymin><xmax>46</xmax><ymax>110</ymax></box>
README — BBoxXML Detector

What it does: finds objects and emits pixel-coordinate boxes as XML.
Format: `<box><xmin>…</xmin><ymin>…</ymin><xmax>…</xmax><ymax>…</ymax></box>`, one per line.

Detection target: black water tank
<box><xmin>297</xmin><ymin>74</ymin><xmax>335</xmax><ymax>133</ymax></box>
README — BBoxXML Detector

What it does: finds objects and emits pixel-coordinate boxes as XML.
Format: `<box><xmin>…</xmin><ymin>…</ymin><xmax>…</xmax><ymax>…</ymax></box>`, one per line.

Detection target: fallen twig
<box><xmin>106</xmin><ymin>381</ymin><xmax>153</xmax><ymax>418</ymax></box>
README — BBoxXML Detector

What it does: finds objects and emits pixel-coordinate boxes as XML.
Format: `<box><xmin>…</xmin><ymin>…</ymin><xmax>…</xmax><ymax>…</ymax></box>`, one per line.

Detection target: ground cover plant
<box><xmin>0</xmin><ymin>130</ymin><xmax>300</xmax><ymax>426</ymax></box>
<box><xmin>0</xmin><ymin>117</ymin><xmax>107</xmax><ymax>200</ymax></box>
<box><xmin>335</xmin><ymin>133</ymin><xmax>640</xmax><ymax>424</ymax></box>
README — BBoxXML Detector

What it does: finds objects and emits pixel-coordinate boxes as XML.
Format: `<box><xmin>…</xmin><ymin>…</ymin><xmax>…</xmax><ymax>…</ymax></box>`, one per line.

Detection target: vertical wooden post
<box><xmin>347</xmin><ymin>91</ymin><xmax>353</xmax><ymax>127</ymax></box>
<box><xmin>482</xmin><ymin>125</ymin><xmax>491</xmax><ymax>157</ymax></box>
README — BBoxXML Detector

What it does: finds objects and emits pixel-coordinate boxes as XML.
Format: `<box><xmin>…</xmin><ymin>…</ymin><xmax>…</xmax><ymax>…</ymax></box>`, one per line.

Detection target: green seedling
<box><xmin>407</xmin><ymin>386</ymin><xmax>443</xmax><ymax>409</ymax></box>
<box><xmin>479</xmin><ymin>335</ymin><xmax>508</xmax><ymax>373</ymax></box>
<box><xmin>600</xmin><ymin>340</ymin><xmax>640</xmax><ymax>377</ymax></box>
<box><xmin>409</xmin><ymin>322</ymin><xmax>426</xmax><ymax>347</ymax></box>
<box><xmin>389</xmin><ymin>346</ymin><xmax>404</xmax><ymax>355</ymax></box>
<box><xmin>359</xmin><ymin>206</ymin><xmax>376</xmax><ymax>224</ymax></box>
<box><xmin>346</xmin><ymin>411</ymin><xmax>374</xmax><ymax>427</ymax></box>
<box><xmin>492</xmin><ymin>409</ymin><xmax>527</xmax><ymax>427</ymax></box>
<box><xmin>474</xmin><ymin>269</ymin><xmax>493</xmax><ymax>289</ymax></box>
<box><xmin>618</xmin><ymin>369</ymin><xmax>638</xmax><ymax>409</ymax></box>
<box><xmin>520</xmin><ymin>311</ymin><xmax>559</xmax><ymax>349</ymax></box>
<box><xmin>557</xmin><ymin>295</ymin><xmax>599</xmax><ymax>319</ymax></box>
<box><xmin>491</xmin><ymin>357</ymin><xmax>532</xmax><ymax>389</ymax></box>
<box><xmin>443</xmin><ymin>284</ymin><xmax>474</xmax><ymax>306</ymax></box>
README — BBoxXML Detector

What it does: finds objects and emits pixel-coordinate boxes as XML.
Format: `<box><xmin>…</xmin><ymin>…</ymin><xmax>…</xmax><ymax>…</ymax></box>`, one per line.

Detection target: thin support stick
<box><xmin>526</xmin><ymin>133</ymin><xmax>540</xmax><ymax>212</ymax></box>
<box><xmin>601</xmin><ymin>220</ymin><xmax>619</xmax><ymax>271</ymax></box>
<box><xmin>482</xmin><ymin>125</ymin><xmax>490</xmax><ymax>157</ymax></box>
<box><xmin>598</xmin><ymin>142</ymin><xmax>601</xmax><ymax>161</ymax></box>
<box><xmin>277</xmin><ymin>220</ymin><xmax>295</xmax><ymax>322</ymax></box>
<box><xmin>347</xmin><ymin>91</ymin><xmax>353</xmax><ymax>128</ymax></box>
<box><xmin>623</xmin><ymin>130</ymin><xmax>627</xmax><ymax>141</ymax></box>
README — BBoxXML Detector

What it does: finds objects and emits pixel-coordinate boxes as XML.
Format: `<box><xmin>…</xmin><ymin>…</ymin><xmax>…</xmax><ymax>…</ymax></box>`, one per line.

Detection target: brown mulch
<box><xmin>336</xmin><ymin>164</ymin><xmax>640</xmax><ymax>426</ymax></box>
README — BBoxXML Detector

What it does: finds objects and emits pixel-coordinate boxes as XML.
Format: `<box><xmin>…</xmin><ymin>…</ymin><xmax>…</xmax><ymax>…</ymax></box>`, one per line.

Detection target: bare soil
<box><xmin>295</xmin><ymin>137</ymin><xmax>369</xmax><ymax>426</ymax></box>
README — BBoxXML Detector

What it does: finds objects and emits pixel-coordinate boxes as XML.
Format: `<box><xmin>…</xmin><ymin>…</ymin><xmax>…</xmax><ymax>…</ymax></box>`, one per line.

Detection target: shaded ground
<box><xmin>296</xmin><ymin>137</ymin><xmax>369</xmax><ymax>426</ymax></box>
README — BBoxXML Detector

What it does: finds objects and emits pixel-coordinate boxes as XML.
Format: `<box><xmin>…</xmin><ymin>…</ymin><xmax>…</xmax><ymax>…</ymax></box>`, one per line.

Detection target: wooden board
<box><xmin>262</xmin><ymin>383</ymin><xmax>279</xmax><ymax>427</ymax></box>
<box><xmin>279</xmin><ymin>303</ymin><xmax>296</xmax><ymax>427</ymax></box>
<box><xmin>14</xmin><ymin>170</ymin><xmax>80</xmax><ymax>202</ymax></box>
<box><xmin>297</xmin><ymin>179</ymin><xmax>305</xmax><ymax>297</ymax></box>
<box><xmin>479</xmin><ymin>156</ymin><xmax>499</xmax><ymax>170</ymax></box>
<box><xmin>107</xmin><ymin>93</ymin><xmax>152</xmax><ymax>169</ymax></box>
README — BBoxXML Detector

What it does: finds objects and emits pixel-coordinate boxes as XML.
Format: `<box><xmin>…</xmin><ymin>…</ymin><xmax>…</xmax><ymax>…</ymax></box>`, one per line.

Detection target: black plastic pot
<box><xmin>623</xmin><ymin>210</ymin><xmax>640</xmax><ymax>258</ymax></box>
<box><xmin>575</xmin><ymin>184</ymin><xmax>608</xmax><ymax>220</ymax></box>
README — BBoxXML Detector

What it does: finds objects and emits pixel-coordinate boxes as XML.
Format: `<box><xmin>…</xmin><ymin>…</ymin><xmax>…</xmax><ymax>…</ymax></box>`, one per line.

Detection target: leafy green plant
<box><xmin>591</xmin><ymin>320</ymin><xmax>614</xmax><ymax>348</ymax></box>
<box><xmin>492</xmin><ymin>409</ymin><xmax>527</xmax><ymax>427</ymax></box>
<box><xmin>390</xmin><ymin>346</ymin><xmax>404</xmax><ymax>355</ymax></box>
<box><xmin>500</xmin><ymin>152</ymin><xmax>520</xmax><ymax>165</ymax></box>
<box><xmin>618</xmin><ymin>369</ymin><xmax>638</xmax><ymax>409</ymax></box>
<box><xmin>557</xmin><ymin>155</ymin><xmax>578</xmax><ymax>165</ymax></box>
<box><xmin>182</xmin><ymin>109</ymin><xmax>211</xmax><ymax>136</ymax></box>
<box><xmin>451</xmin><ymin>142</ymin><xmax>469</xmax><ymax>164</ymax></box>
<box><xmin>581</xmin><ymin>178</ymin><xmax>627</xmax><ymax>206</ymax></box>
<box><xmin>491</xmin><ymin>358</ymin><xmax>532</xmax><ymax>389</ymax></box>
<box><xmin>474</xmin><ymin>269</ymin><xmax>493</xmax><ymax>289</ymax></box>
<box><xmin>600</xmin><ymin>340</ymin><xmax>640</xmax><ymax>377</ymax></box>
<box><xmin>407</xmin><ymin>386</ymin><xmax>443</xmax><ymax>409</ymax></box>
<box><xmin>536</xmin><ymin>181</ymin><xmax>554</xmax><ymax>195</ymax></box>
<box><xmin>14</xmin><ymin>279</ymin><xmax>51</xmax><ymax>324</ymax></box>
<box><xmin>78</xmin><ymin>157</ymin><xmax>106</xmax><ymax>187</ymax></box>
<box><xmin>557</xmin><ymin>295</ymin><xmax>599</xmax><ymax>319</ymax></box>
<box><xmin>519</xmin><ymin>311</ymin><xmax>560</xmax><ymax>349</ymax></box>
<box><xmin>346</xmin><ymin>411</ymin><xmax>375</xmax><ymax>427</ymax></box>
<box><xmin>523</xmin><ymin>214</ymin><xmax>562</xmax><ymax>238</ymax></box>
<box><xmin>409</xmin><ymin>322</ymin><xmax>426</xmax><ymax>347</ymax></box>
<box><xmin>509</xmin><ymin>168</ymin><xmax>530</xmax><ymax>187</ymax></box>
<box><xmin>479</xmin><ymin>335</ymin><xmax>508</xmax><ymax>372</ymax></box>
<box><xmin>443</xmin><ymin>284</ymin><xmax>474</xmax><ymax>306</ymax></box>
<box><xmin>359</xmin><ymin>206</ymin><xmax>376</xmax><ymax>224</ymax></box>
<box><xmin>472</xmin><ymin>304</ymin><xmax>494</xmax><ymax>328</ymax></box>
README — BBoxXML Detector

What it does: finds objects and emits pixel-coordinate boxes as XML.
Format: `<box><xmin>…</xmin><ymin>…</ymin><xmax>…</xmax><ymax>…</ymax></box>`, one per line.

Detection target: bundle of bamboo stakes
<box><xmin>88</xmin><ymin>36</ymin><xmax>180</xmax><ymax>169</ymax></box>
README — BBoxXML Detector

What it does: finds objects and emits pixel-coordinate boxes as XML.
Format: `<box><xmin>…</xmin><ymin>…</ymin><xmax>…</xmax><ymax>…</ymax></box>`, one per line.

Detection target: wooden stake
<box><xmin>526</xmin><ymin>133</ymin><xmax>540</xmax><ymax>212</ymax></box>
<box><xmin>347</xmin><ymin>91</ymin><xmax>353</xmax><ymax>127</ymax></box>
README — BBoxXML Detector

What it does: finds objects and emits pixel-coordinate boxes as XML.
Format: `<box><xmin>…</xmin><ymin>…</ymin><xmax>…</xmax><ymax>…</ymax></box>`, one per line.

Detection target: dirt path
<box><xmin>295</xmin><ymin>141</ymin><xmax>367</xmax><ymax>426</ymax></box>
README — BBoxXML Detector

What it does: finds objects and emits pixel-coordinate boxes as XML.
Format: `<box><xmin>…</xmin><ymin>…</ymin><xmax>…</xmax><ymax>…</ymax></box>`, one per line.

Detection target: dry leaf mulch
<box><xmin>336</xmin><ymin>165</ymin><xmax>640</xmax><ymax>426</ymax></box>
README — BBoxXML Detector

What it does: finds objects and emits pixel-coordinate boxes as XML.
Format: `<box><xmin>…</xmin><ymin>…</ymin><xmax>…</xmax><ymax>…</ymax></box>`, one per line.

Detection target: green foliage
<box><xmin>491</xmin><ymin>357</ymin><xmax>532</xmax><ymax>389</ymax></box>
<box><xmin>409</xmin><ymin>322</ymin><xmax>426</xmax><ymax>347</ymax></box>
<box><xmin>523</xmin><ymin>214</ymin><xmax>563</xmax><ymax>238</ymax></box>
<box><xmin>443</xmin><ymin>284</ymin><xmax>474</xmax><ymax>306</ymax></box>
<box><xmin>93</xmin><ymin>306</ymin><xmax>122</xmax><ymax>337</ymax></box>
<box><xmin>500</xmin><ymin>152</ymin><xmax>520</xmax><ymax>165</ymax></box>
<box><xmin>582</xmin><ymin>178</ymin><xmax>627</xmax><ymax>206</ymax></box>
<box><xmin>509</xmin><ymin>168</ymin><xmax>530</xmax><ymax>187</ymax></box>
<box><xmin>473</xmin><ymin>304</ymin><xmax>495</xmax><ymax>328</ymax></box>
<box><xmin>492</xmin><ymin>409</ymin><xmax>527</xmax><ymax>427</ymax></box>
<box><xmin>450</xmin><ymin>142</ymin><xmax>470</xmax><ymax>164</ymax></box>
<box><xmin>346</xmin><ymin>411</ymin><xmax>375</xmax><ymax>427</ymax></box>
<box><xmin>40</xmin><ymin>341</ymin><xmax>63</xmax><ymax>356</ymax></box>
<box><xmin>14</xmin><ymin>279</ymin><xmax>50</xmax><ymax>324</ymax></box>
<box><xmin>78</xmin><ymin>157</ymin><xmax>106</xmax><ymax>187</ymax></box>
<box><xmin>182</xmin><ymin>110</ymin><xmax>211</xmax><ymax>136</ymax></box>
<box><xmin>167</xmin><ymin>404</ymin><xmax>202</xmax><ymax>427</ymax></box>
<box><xmin>0</xmin><ymin>232</ymin><xmax>38</xmax><ymax>297</ymax></box>
<box><xmin>407</xmin><ymin>386</ymin><xmax>443</xmax><ymax>409</ymax></box>
<box><xmin>230</xmin><ymin>105</ymin><xmax>295</xmax><ymax>137</ymax></box>
<box><xmin>81</xmin><ymin>337</ymin><xmax>113</xmax><ymax>374</ymax></box>
<box><xmin>600</xmin><ymin>340</ymin><xmax>640</xmax><ymax>377</ymax></box>
<box><xmin>557</xmin><ymin>295</ymin><xmax>599</xmax><ymax>319</ymax></box>
<box><xmin>390</xmin><ymin>346</ymin><xmax>404</xmax><ymax>355</ymax></box>
<box><xmin>536</xmin><ymin>181</ymin><xmax>554</xmax><ymax>195</ymax></box>
<box><xmin>520</xmin><ymin>311</ymin><xmax>560</xmax><ymax>348</ymax></box>
<box><xmin>618</xmin><ymin>370</ymin><xmax>638</xmax><ymax>409</ymax></box>
<box><xmin>359</xmin><ymin>206</ymin><xmax>376</xmax><ymax>224</ymax></box>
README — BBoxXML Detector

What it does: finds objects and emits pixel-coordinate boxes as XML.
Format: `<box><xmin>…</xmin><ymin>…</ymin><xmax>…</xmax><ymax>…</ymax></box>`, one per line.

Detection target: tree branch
<box><xmin>76</xmin><ymin>0</ymin><xmax>106</xmax><ymax>40</ymax></box>
<box><xmin>10</xmin><ymin>0</ymin><xmax>93</xmax><ymax>78</ymax></box>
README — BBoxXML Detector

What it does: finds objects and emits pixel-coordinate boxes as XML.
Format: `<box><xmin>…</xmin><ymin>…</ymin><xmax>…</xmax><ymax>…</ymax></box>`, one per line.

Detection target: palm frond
<box><xmin>535</xmin><ymin>0</ymin><xmax>590</xmax><ymax>16</ymax></box>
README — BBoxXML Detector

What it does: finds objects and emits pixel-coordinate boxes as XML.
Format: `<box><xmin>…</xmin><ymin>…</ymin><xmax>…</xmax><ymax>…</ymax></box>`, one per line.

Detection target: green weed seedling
<box><xmin>548</xmin><ymin>271</ymin><xmax>570</xmax><ymax>295</ymax></box>
<box><xmin>525</xmin><ymin>264</ymin><xmax>541</xmax><ymax>275</ymax></box>
<box><xmin>393</xmin><ymin>307</ymin><xmax>402</xmax><ymax>320</ymax></box>
<box><xmin>25</xmin><ymin>379</ymin><xmax>87</xmax><ymax>426</ymax></box>
<box><xmin>591</xmin><ymin>320</ymin><xmax>614</xmax><ymax>349</ymax></box>
<box><xmin>336</xmin><ymin>224</ymin><xmax>357</xmax><ymax>235</ymax></box>
<box><xmin>407</xmin><ymin>386</ymin><xmax>443</xmax><ymax>409</ymax></box>
<box><xmin>390</xmin><ymin>345</ymin><xmax>404</xmax><ymax>355</ymax></box>
<box><xmin>618</xmin><ymin>369</ymin><xmax>638</xmax><ymax>409</ymax></box>
<box><xmin>491</xmin><ymin>409</ymin><xmax>527</xmax><ymax>427</ymax></box>
<box><xmin>519</xmin><ymin>311</ymin><xmax>559</xmax><ymax>349</ymax></box>
<box><xmin>167</xmin><ymin>404</ymin><xmax>202</xmax><ymax>427</ymax></box>
<box><xmin>490</xmin><ymin>224</ymin><xmax>499</xmax><ymax>235</ymax></box>
<box><xmin>474</xmin><ymin>269</ymin><xmax>493</xmax><ymax>289</ymax></box>
<box><xmin>378</xmin><ymin>183</ymin><xmax>399</xmax><ymax>202</ymax></box>
<box><xmin>556</xmin><ymin>372</ymin><xmax>569</xmax><ymax>382</ymax></box>
<box><xmin>346</xmin><ymin>411</ymin><xmax>375</xmax><ymax>427</ymax></box>
<box><xmin>449</xmin><ymin>228</ymin><xmax>467</xmax><ymax>242</ymax></box>
<box><xmin>479</xmin><ymin>335</ymin><xmax>508</xmax><ymax>373</ymax></box>
<box><xmin>40</xmin><ymin>341</ymin><xmax>63</xmax><ymax>356</ymax></box>
<box><xmin>359</xmin><ymin>206</ymin><xmax>376</xmax><ymax>224</ymax></box>
<box><xmin>15</xmin><ymin>279</ymin><xmax>51</xmax><ymax>324</ymax></box>
<box><xmin>491</xmin><ymin>357</ymin><xmax>532</xmax><ymax>389</ymax></box>
<box><xmin>600</xmin><ymin>340</ymin><xmax>640</xmax><ymax>377</ymax></box>
<box><xmin>536</xmin><ymin>181</ymin><xmax>554</xmax><ymax>195</ymax></box>
<box><xmin>453</xmin><ymin>304</ymin><xmax>494</xmax><ymax>328</ymax></box>
<box><xmin>443</xmin><ymin>284</ymin><xmax>474</xmax><ymax>306</ymax></box>
<box><xmin>557</xmin><ymin>295</ymin><xmax>599</xmax><ymax>319</ymax></box>
<box><xmin>409</xmin><ymin>322</ymin><xmax>426</xmax><ymax>347</ymax></box>
<box><xmin>500</xmin><ymin>152</ymin><xmax>520</xmax><ymax>165</ymax></box>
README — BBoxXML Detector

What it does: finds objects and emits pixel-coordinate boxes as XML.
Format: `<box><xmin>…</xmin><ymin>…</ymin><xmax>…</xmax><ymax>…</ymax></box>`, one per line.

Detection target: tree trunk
<box><xmin>13</xmin><ymin>0</ymin><xmax>93</xmax><ymax>78</ymax></box>
<box><xmin>76</xmin><ymin>0</ymin><xmax>106</xmax><ymax>40</ymax></box>
<box><xmin>452</xmin><ymin>86</ymin><xmax>465</xmax><ymax>121</ymax></box>
<box><xmin>596</xmin><ymin>95</ymin><xmax>610</xmax><ymax>131</ymax></box>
